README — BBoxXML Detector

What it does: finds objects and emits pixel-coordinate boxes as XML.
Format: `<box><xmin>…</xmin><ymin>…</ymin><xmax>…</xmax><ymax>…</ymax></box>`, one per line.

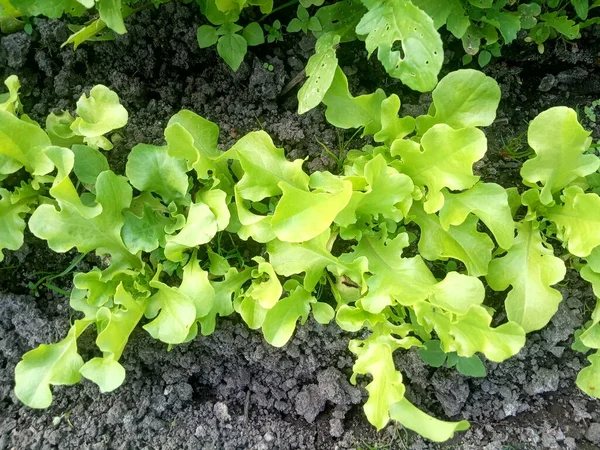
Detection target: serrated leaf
<box><xmin>14</xmin><ymin>320</ymin><xmax>90</xmax><ymax>408</ymax></box>
<box><xmin>414</xmin><ymin>302</ymin><xmax>525</xmax><ymax>362</ymax></box>
<box><xmin>298</xmin><ymin>33</ymin><xmax>340</xmax><ymax>114</ymax></box>
<box><xmin>356</xmin><ymin>0</ymin><xmax>443</xmax><ymax>92</ymax></box>
<box><xmin>373</xmin><ymin>94</ymin><xmax>415</xmax><ymax>145</ymax></box>
<box><xmin>262</xmin><ymin>285</ymin><xmax>313</xmax><ymax>347</ymax></box>
<box><xmin>439</xmin><ymin>182</ymin><xmax>514</xmax><ymax>249</ymax></box>
<box><xmin>144</xmin><ymin>255</ymin><xmax>215</xmax><ymax>344</ymax></box>
<box><xmin>415</xmin><ymin>70</ymin><xmax>501</xmax><ymax>134</ymax></box>
<box><xmin>71</xmin><ymin>85</ymin><xmax>128</xmax><ymax>140</ymax></box>
<box><xmin>392</xmin><ymin>124</ymin><xmax>487</xmax><ymax>214</ymax></box>
<box><xmin>548</xmin><ymin>186</ymin><xmax>600</xmax><ymax>257</ymax></box>
<box><xmin>390</xmin><ymin>398</ymin><xmax>470</xmax><ymax>442</ymax></box>
<box><xmin>541</xmin><ymin>11</ymin><xmax>580</xmax><ymax>39</ymax></box>
<box><xmin>229</xmin><ymin>130</ymin><xmax>309</xmax><ymax>201</ymax></box>
<box><xmin>126</xmin><ymin>144</ymin><xmax>189</xmax><ymax>203</ymax></box>
<box><xmin>0</xmin><ymin>110</ymin><xmax>53</xmax><ymax>175</ymax></box>
<box><xmin>271</xmin><ymin>179</ymin><xmax>352</xmax><ymax>242</ymax></box>
<box><xmin>410</xmin><ymin>202</ymin><xmax>494</xmax><ymax>277</ymax></box>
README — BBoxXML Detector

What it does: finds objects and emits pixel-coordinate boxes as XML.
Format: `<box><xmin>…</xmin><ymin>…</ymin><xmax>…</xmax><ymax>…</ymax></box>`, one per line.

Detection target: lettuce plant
<box><xmin>3</xmin><ymin>69</ymin><xmax>600</xmax><ymax>442</ymax></box>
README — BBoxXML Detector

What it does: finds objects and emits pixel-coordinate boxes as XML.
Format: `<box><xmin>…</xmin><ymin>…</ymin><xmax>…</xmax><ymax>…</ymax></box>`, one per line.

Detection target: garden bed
<box><xmin>1</xmin><ymin>2</ymin><xmax>600</xmax><ymax>449</ymax></box>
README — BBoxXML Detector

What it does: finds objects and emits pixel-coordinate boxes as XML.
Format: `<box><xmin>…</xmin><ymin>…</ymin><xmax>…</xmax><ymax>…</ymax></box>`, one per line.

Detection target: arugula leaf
<box><xmin>392</xmin><ymin>124</ymin><xmax>486</xmax><ymax>214</ymax></box>
<box><xmin>487</xmin><ymin>221</ymin><xmax>566</xmax><ymax>333</ymax></box>
<box><xmin>521</xmin><ymin>107</ymin><xmax>597</xmax><ymax>205</ymax></box>
<box><xmin>298</xmin><ymin>33</ymin><xmax>340</xmax><ymax>114</ymax></box>
<box><xmin>356</xmin><ymin>0</ymin><xmax>443</xmax><ymax>92</ymax></box>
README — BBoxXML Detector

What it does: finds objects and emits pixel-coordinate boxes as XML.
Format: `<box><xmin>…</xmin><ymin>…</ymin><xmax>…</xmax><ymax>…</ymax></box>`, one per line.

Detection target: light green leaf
<box><xmin>237</xmin><ymin>296</ymin><xmax>268</xmax><ymax>329</ymax></box>
<box><xmin>164</xmin><ymin>201</ymin><xmax>218</xmax><ymax>262</ymax></box>
<box><xmin>315</xmin><ymin>0</ymin><xmax>365</xmax><ymax>42</ymax></box>
<box><xmin>29</xmin><ymin>169</ymin><xmax>142</xmax><ymax>274</ymax></box>
<box><xmin>71</xmin><ymin>85</ymin><xmax>128</xmax><ymax>141</ymax></box>
<box><xmin>414</xmin><ymin>302</ymin><xmax>525</xmax><ymax>362</ymax></box>
<box><xmin>268</xmin><ymin>229</ymin><xmax>367</xmax><ymax>291</ymax></box>
<box><xmin>72</xmin><ymin>144</ymin><xmax>109</xmax><ymax>185</ymax></box>
<box><xmin>415</xmin><ymin>70</ymin><xmax>501</xmax><ymax>134</ymax></box>
<box><xmin>373</xmin><ymin>94</ymin><xmax>416</xmax><ymax>146</ymax></box>
<box><xmin>577</xmin><ymin>351</ymin><xmax>600</xmax><ymax>398</ymax></box>
<box><xmin>230</xmin><ymin>131</ymin><xmax>309</xmax><ymax>201</ymax></box>
<box><xmin>410</xmin><ymin>201</ymin><xmax>494</xmax><ymax>277</ymax></box>
<box><xmin>0</xmin><ymin>110</ymin><xmax>53</xmax><ymax>175</ymax></box>
<box><xmin>548</xmin><ymin>186</ymin><xmax>600</xmax><ymax>257</ymax></box>
<box><xmin>311</xmin><ymin>301</ymin><xmax>335</xmax><ymax>324</ymax></box>
<box><xmin>217</xmin><ymin>32</ymin><xmax>247</xmax><ymax>71</ymax></box>
<box><xmin>198</xmin><ymin>267</ymin><xmax>252</xmax><ymax>335</ymax></box>
<box><xmin>487</xmin><ymin>221</ymin><xmax>566</xmax><ymax>333</ymax></box>
<box><xmin>322</xmin><ymin>66</ymin><xmax>387</xmax><ymax>135</ymax></box>
<box><xmin>144</xmin><ymin>255</ymin><xmax>216</xmax><ymax>344</ymax></box>
<box><xmin>298</xmin><ymin>33</ymin><xmax>340</xmax><ymax>114</ymax></box>
<box><xmin>262</xmin><ymin>285</ymin><xmax>313</xmax><ymax>347</ymax></box>
<box><xmin>245</xmin><ymin>257</ymin><xmax>282</xmax><ymax>309</ymax></box>
<box><xmin>14</xmin><ymin>320</ymin><xmax>90</xmax><ymax>408</ymax></box>
<box><xmin>0</xmin><ymin>74</ymin><xmax>21</xmax><ymax>114</ymax></box>
<box><xmin>97</xmin><ymin>0</ymin><xmax>125</xmax><ymax>34</ymax></box>
<box><xmin>122</xmin><ymin>203</ymin><xmax>169</xmax><ymax>254</ymax></box>
<box><xmin>349</xmin><ymin>338</ymin><xmax>405</xmax><ymax>430</ymax></box>
<box><xmin>521</xmin><ymin>107</ymin><xmax>597</xmax><ymax>205</ymax></box>
<box><xmin>126</xmin><ymin>144</ymin><xmax>189</xmax><ymax>203</ymax></box>
<box><xmin>0</xmin><ymin>186</ymin><xmax>37</xmax><ymax>261</ymax></box>
<box><xmin>79</xmin><ymin>356</ymin><xmax>125</xmax><ymax>393</ymax></box>
<box><xmin>232</xmin><ymin>185</ymin><xmax>276</xmax><ymax>243</ymax></box>
<box><xmin>271</xmin><ymin>179</ymin><xmax>352</xmax><ymax>242</ymax></box>
<box><xmin>439</xmin><ymin>182</ymin><xmax>514</xmax><ymax>249</ymax></box>
<box><xmin>356</xmin><ymin>0</ymin><xmax>443</xmax><ymax>92</ymax></box>
<box><xmin>392</xmin><ymin>124</ymin><xmax>487</xmax><ymax>214</ymax></box>
<box><xmin>390</xmin><ymin>398</ymin><xmax>470</xmax><ymax>442</ymax></box>
<box><xmin>336</xmin><ymin>304</ymin><xmax>385</xmax><ymax>332</ymax></box>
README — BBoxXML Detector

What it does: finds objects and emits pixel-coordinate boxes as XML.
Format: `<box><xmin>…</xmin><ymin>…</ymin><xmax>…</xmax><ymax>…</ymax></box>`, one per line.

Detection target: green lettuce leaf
<box><xmin>262</xmin><ymin>284</ymin><xmax>314</xmax><ymax>347</ymax></box>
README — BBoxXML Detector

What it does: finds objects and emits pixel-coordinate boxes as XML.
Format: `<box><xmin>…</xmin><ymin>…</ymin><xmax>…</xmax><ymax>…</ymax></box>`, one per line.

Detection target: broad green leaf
<box><xmin>46</xmin><ymin>111</ymin><xmax>84</xmax><ymax>148</ymax></box>
<box><xmin>236</xmin><ymin>296</ymin><xmax>268</xmax><ymax>329</ymax></box>
<box><xmin>577</xmin><ymin>351</ymin><xmax>600</xmax><ymax>398</ymax></box>
<box><xmin>572</xmin><ymin>0</ymin><xmax>589</xmax><ymax>19</ymax></box>
<box><xmin>418</xmin><ymin>339</ymin><xmax>446</xmax><ymax>367</ymax></box>
<box><xmin>392</xmin><ymin>124</ymin><xmax>487</xmax><ymax>214</ymax></box>
<box><xmin>356</xmin><ymin>0</ymin><xmax>443</xmax><ymax>92</ymax></box>
<box><xmin>315</xmin><ymin>0</ymin><xmax>366</xmax><ymax>42</ymax></box>
<box><xmin>415</xmin><ymin>70</ymin><xmax>501</xmax><ymax>134</ymax></box>
<box><xmin>581</xmin><ymin>266</ymin><xmax>600</xmax><ymax>299</ymax></box>
<box><xmin>197</xmin><ymin>25</ymin><xmax>219</xmax><ymax>47</ymax></box>
<box><xmin>483</xmin><ymin>10</ymin><xmax>521</xmax><ymax>43</ymax></box>
<box><xmin>389</xmin><ymin>398</ymin><xmax>470</xmax><ymax>442</ymax></box>
<box><xmin>97</xmin><ymin>0</ymin><xmax>125</xmax><ymax>34</ymax></box>
<box><xmin>487</xmin><ymin>221</ymin><xmax>566</xmax><ymax>333</ymax></box>
<box><xmin>80</xmin><ymin>283</ymin><xmax>146</xmax><ymax>392</ymax></box>
<box><xmin>198</xmin><ymin>266</ymin><xmax>253</xmax><ymax>335</ymax></box>
<box><xmin>373</xmin><ymin>95</ymin><xmax>416</xmax><ymax>146</ymax></box>
<box><xmin>14</xmin><ymin>320</ymin><xmax>90</xmax><ymax>408</ymax></box>
<box><xmin>262</xmin><ymin>285</ymin><xmax>313</xmax><ymax>347</ymax></box>
<box><xmin>0</xmin><ymin>186</ymin><xmax>36</xmax><ymax>261</ymax></box>
<box><xmin>298</xmin><ymin>33</ymin><xmax>340</xmax><ymax>114</ymax></box>
<box><xmin>414</xmin><ymin>302</ymin><xmax>525</xmax><ymax>362</ymax></box>
<box><xmin>336</xmin><ymin>304</ymin><xmax>385</xmax><ymax>332</ymax></box>
<box><xmin>311</xmin><ymin>302</ymin><xmax>335</xmax><ymax>324</ymax></box>
<box><xmin>271</xmin><ymin>179</ymin><xmax>352</xmax><ymax>242</ymax></box>
<box><xmin>335</xmin><ymin>153</ymin><xmax>414</xmax><ymax>227</ymax></box>
<box><xmin>199</xmin><ymin>188</ymin><xmax>230</xmax><ymax>231</ymax></box>
<box><xmin>439</xmin><ymin>182</ymin><xmax>514</xmax><ymax>249</ymax></box>
<box><xmin>245</xmin><ymin>257</ymin><xmax>282</xmax><ymax>309</ymax></box>
<box><xmin>71</xmin><ymin>85</ymin><xmax>128</xmax><ymax>141</ymax></box>
<box><xmin>410</xmin><ymin>202</ymin><xmax>494</xmax><ymax>277</ymax></box>
<box><xmin>243</xmin><ymin>22</ymin><xmax>264</xmax><ymax>45</ymax></box>
<box><xmin>267</xmin><ymin>229</ymin><xmax>367</xmax><ymax>291</ymax></box>
<box><xmin>548</xmin><ymin>186</ymin><xmax>600</xmax><ymax>257</ymax></box>
<box><xmin>9</xmin><ymin>0</ymin><xmax>86</xmax><ymax>18</ymax></box>
<box><xmin>126</xmin><ymin>144</ymin><xmax>189</xmax><ymax>202</ymax></box>
<box><xmin>577</xmin><ymin>295</ymin><xmax>600</xmax><ymax>348</ymax></box>
<box><xmin>456</xmin><ymin>354</ymin><xmax>487</xmax><ymax>377</ymax></box>
<box><xmin>412</xmin><ymin>0</ymin><xmax>469</xmax><ymax>37</ymax></box>
<box><xmin>164</xmin><ymin>201</ymin><xmax>218</xmax><ymax>262</ymax></box>
<box><xmin>144</xmin><ymin>256</ymin><xmax>216</xmax><ymax>344</ymax></box>
<box><xmin>122</xmin><ymin>204</ymin><xmax>169</xmax><ymax>254</ymax></box>
<box><xmin>428</xmin><ymin>271</ymin><xmax>485</xmax><ymax>315</ymax></box>
<box><xmin>217</xmin><ymin>32</ymin><xmax>247</xmax><ymax>71</ymax></box>
<box><xmin>349</xmin><ymin>338</ymin><xmax>405</xmax><ymax>430</ymax></box>
<box><xmin>229</xmin><ymin>130</ymin><xmax>309</xmax><ymax>201</ymax></box>
<box><xmin>521</xmin><ymin>107</ymin><xmax>596</xmax><ymax>205</ymax></box>
<box><xmin>0</xmin><ymin>110</ymin><xmax>53</xmax><ymax>175</ymax></box>
<box><xmin>29</xmin><ymin>170</ymin><xmax>142</xmax><ymax>274</ymax></box>
<box><xmin>322</xmin><ymin>67</ymin><xmax>387</xmax><ymax>135</ymax></box>
<box><xmin>72</xmin><ymin>144</ymin><xmax>109</xmax><ymax>185</ymax></box>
